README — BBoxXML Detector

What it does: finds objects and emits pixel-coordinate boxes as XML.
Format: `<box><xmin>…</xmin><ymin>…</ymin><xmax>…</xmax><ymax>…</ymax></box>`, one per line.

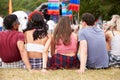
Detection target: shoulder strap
<box><xmin>112</xmin><ymin>30</ymin><xmax>115</xmax><ymax>36</ymax></box>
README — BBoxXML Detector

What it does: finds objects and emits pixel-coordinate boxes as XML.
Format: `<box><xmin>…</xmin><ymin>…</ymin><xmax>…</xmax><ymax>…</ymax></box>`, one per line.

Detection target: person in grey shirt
<box><xmin>77</xmin><ymin>13</ymin><xmax>109</xmax><ymax>73</ymax></box>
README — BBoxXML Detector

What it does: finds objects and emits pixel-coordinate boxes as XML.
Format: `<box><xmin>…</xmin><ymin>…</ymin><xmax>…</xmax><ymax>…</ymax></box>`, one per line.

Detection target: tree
<box><xmin>0</xmin><ymin>0</ymin><xmax>120</xmax><ymax>20</ymax></box>
<box><xmin>0</xmin><ymin>0</ymin><xmax>47</xmax><ymax>16</ymax></box>
<box><xmin>0</xmin><ymin>0</ymin><xmax>8</xmax><ymax>15</ymax></box>
<box><xmin>79</xmin><ymin>0</ymin><xmax>120</xmax><ymax>20</ymax></box>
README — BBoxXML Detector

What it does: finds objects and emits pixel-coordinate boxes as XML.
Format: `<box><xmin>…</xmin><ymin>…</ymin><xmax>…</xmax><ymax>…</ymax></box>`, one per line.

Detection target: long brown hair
<box><xmin>53</xmin><ymin>16</ymin><xmax>72</xmax><ymax>45</ymax></box>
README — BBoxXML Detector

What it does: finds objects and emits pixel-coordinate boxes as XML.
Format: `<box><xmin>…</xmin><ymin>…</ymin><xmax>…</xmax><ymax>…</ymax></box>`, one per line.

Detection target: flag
<box><xmin>48</xmin><ymin>0</ymin><xmax>59</xmax><ymax>1</ymax></box>
<box><xmin>61</xmin><ymin>2</ymin><xmax>72</xmax><ymax>19</ymax></box>
<box><xmin>48</xmin><ymin>0</ymin><xmax>60</xmax><ymax>15</ymax></box>
<box><xmin>68</xmin><ymin>0</ymin><xmax>80</xmax><ymax>12</ymax></box>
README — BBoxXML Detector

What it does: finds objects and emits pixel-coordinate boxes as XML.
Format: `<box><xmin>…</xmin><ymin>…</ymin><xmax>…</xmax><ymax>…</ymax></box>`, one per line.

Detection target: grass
<box><xmin>0</xmin><ymin>68</ymin><xmax>119</xmax><ymax>80</ymax></box>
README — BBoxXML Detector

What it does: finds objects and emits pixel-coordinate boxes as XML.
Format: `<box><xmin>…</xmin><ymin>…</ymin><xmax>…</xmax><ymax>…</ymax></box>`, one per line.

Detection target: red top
<box><xmin>56</xmin><ymin>33</ymin><xmax>77</xmax><ymax>54</ymax></box>
<box><xmin>0</xmin><ymin>30</ymin><xmax>25</xmax><ymax>63</ymax></box>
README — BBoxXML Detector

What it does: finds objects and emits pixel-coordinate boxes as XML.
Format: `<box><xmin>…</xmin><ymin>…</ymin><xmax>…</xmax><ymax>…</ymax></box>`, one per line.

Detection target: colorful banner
<box><xmin>48</xmin><ymin>0</ymin><xmax>60</xmax><ymax>15</ymax></box>
<box><xmin>68</xmin><ymin>0</ymin><xmax>80</xmax><ymax>12</ymax></box>
<box><xmin>61</xmin><ymin>2</ymin><xmax>72</xmax><ymax>19</ymax></box>
<box><xmin>62</xmin><ymin>0</ymin><xmax>69</xmax><ymax>1</ymax></box>
<box><xmin>48</xmin><ymin>0</ymin><xmax>59</xmax><ymax>1</ymax></box>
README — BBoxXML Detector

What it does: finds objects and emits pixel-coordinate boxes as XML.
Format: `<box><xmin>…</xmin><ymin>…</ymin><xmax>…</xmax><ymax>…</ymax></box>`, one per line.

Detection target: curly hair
<box><xmin>24</xmin><ymin>11</ymin><xmax>48</xmax><ymax>40</ymax></box>
<box><xmin>3</xmin><ymin>14</ymin><xmax>18</xmax><ymax>30</ymax></box>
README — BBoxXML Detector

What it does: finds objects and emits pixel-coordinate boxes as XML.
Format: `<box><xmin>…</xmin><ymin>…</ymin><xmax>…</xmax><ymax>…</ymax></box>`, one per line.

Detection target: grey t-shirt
<box><xmin>78</xmin><ymin>26</ymin><xmax>109</xmax><ymax>68</ymax></box>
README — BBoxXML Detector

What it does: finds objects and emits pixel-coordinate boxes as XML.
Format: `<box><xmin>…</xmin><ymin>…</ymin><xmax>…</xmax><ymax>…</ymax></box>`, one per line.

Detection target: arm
<box><xmin>17</xmin><ymin>41</ymin><xmax>31</xmax><ymax>71</ymax></box>
<box><xmin>105</xmin><ymin>31</ymin><xmax>111</xmax><ymax>51</ymax></box>
<box><xmin>72</xmin><ymin>32</ymin><xmax>79</xmax><ymax>53</ymax></box>
<box><xmin>78</xmin><ymin>40</ymin><xmax>87</xmax><ymax>73</ymax></box>
<box><xmin>77</xmin><ymin>30</ymin><xmax>87</xmax><ymax>73</ymax></box>
<box><xmin>51</xmin><ymin>35</ymin><xmax>55</xmax><ymax>56</ymax></box>
<box><xmin>42</xmin><ymin>35</ymin><xmax>52</xmax><ymax>69</ymax></box>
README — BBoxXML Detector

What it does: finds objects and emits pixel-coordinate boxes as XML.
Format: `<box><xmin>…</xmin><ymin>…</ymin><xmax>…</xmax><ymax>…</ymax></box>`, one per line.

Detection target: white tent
<box><xmin>12</xmin><ymin>11</ymin><xmax>28</xmax><ymax>32</ymax></box>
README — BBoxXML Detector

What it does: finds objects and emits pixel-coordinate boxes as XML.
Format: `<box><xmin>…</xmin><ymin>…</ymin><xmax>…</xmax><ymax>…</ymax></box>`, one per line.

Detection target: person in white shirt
<box><xmin>47</xmin><ymin>20</ymin><xmax>56</xmax><ymax>34</ymax></box>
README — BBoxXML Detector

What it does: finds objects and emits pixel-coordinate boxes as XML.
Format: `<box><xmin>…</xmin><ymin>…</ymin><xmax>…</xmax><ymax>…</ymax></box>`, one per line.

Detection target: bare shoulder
<box><xmin>24</xmin><ymin>31</ymin><xmax>27</xmax><ymax>35</ymax></box>
<box><xmin>116</xmin><ymin>30</ymin><xmax>120</xmax><ymax>34</ymax></box>
<box><xmin>72</xmin><ymin>32</ymin><xmax>78</xmax><ymax>40</ymax></box>
<box><xmin>105</xmin><ymin>30</ymin><xmax>113</xmax><ymax>41</ymax></box>
<box><xmin>47</xmin><ymin>34</ymin><xmax>52</xmax><ymax>39</ymax></box>
<box><xmin>45</xmin><ymin>34</ymin><xmax>52</xmax><ymax>42</ymax></box>
<box><xmin>105</xmin><ymin>30</ymin><xmax>112</xmax><ymax>36</ymax></box>
<box><xmin>25</xmin><ymin>30</ymin><xmax>35</xmax><ymax>36</ymax></box>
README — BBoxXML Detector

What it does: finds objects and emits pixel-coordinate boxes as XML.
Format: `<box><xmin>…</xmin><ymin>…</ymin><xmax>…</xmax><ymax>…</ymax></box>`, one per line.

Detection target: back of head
<box><xmin>107</xmin><ymin>21</ymin><xmax>116</xmax><ymax>30</ymax></box>
<box><xmin>81</xmin><ymin>13</ymin><xmax>95</xmax><ymax>26</ymax></box>
<box><xmin>54</xmin><ymin>16</ymin><xmax>72</xmax><ymax>45</ymax></box>
<box><xmin>28</xmin><ymin>11</ymin><xmax>46</xmax><ymax>29</ymax></box>
<box><xmin>111</xmin><ymin>15</ymin><xmax>120</xmax><ymax>23</ymax></box>
<box><xmin>110</xmin><ymin>15</ymin><xmax>120</xmax><ymax>30</ymax></box>
<box><xmin>3</xmin><ymin>14</ymin><xmax>18</xmax><ymax>30</ymax></box>
<box><xmin>24</xmin><ymin>11</ymin><xmax>48</xmax><ymax>40</ymax></box>
<box><xmin>115</xmin><ymin>15</ymin><xmax>120</xmax><ymax>30</ymax></box>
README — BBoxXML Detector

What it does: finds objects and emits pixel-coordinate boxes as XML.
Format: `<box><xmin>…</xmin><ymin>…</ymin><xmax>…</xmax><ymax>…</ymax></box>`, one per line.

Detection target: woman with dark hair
<box><xmin>48</xmin><ymin>16</ymin><xmax>80</xmax><ymax>69</ymax></box>
<box><xmin>23</xmin><ymin>11</ymin><xmax>51</xmax><ymax>71</ymax></box>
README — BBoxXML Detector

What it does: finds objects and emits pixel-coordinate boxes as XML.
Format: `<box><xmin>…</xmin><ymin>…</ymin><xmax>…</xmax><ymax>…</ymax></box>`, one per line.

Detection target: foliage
<box><xmin>0</xmin><ymin>0</ymin><xmax>8</xmax><ymax>15</ymax></box>
<box><xmin>12</xmin><ymin>0</ymin><xmax>47</xmax><ymax>12</ymax></box>
<box><xmin>79</xmin><ymin>0</ymin><xmax>120</xmax><ymax>20</ymax></box>
<box><xmin>0</xmin><ymin>0</ymin><xmax>120</xmax><ymax>20</ymax></box>
<box><xmin>0</xmin><ymin>0</ymin><xmax>47</xmax><ymax>16</ymax></box>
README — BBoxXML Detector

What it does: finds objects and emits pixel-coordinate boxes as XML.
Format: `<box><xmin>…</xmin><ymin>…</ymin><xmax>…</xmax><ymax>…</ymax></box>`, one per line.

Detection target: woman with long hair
<box><xmin>23</xmin><ymin>11</ymin><xmax>51</xmax><ymax>71</ymax></box>
<box><xmin>48</xmin><ymin>16</ymin><xmax>80</xmax><ymax>69</ymax></box>
<box><xmin>105</xmin><ymin>20</ymin><xmax>120</xmax><ymax>68</ymax></box>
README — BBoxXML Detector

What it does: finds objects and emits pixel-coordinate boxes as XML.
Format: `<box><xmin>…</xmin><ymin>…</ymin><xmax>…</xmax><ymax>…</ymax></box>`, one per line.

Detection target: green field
<box><xmin>0</xmin><ymin>68</ymin><xmax>119</xmax><ymax>80</ymax></box>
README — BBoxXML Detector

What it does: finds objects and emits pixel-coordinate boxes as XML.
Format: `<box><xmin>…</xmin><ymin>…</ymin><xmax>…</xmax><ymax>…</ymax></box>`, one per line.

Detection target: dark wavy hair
<box><xmin>3</xmin><ymin>14</ymin><xmax>18</xmax><ymax>30</ymax></box>
<box><xmin>24</xmin><ymin>11</ymin><xmax>48</xmax><ymax>40</ymax></box>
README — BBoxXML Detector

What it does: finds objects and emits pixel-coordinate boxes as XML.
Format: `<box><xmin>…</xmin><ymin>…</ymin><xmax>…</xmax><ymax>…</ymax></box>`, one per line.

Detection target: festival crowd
<box><xmin>0</xmin><ymin>10</ymin><xmax>120</xmax><ymax>73</ymax></box>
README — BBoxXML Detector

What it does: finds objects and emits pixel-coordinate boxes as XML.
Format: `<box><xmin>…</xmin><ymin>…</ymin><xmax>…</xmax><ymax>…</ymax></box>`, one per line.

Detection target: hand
<box><xmin>27</xmin><ymin>69</ymin><xmax>40</xmax><ymax>73</ymax></box>
<box><xmin>27</xmin><ymin>68</ymin><xmax>32</xmax><ymax>73</ymax></box>
<box><xmin>41</xmin><ymin>69</ymin><xmax>48</xmax><ymax>73</ymax></box>
<box><xmin>76</xmin><ymin>68</ymin><xmax>85</xmax><ymax>74</ymax></box>
<box><xmin>31</xmin><ymin>69</ymin><xmax>40</xmax><ymax>73</ymax></box>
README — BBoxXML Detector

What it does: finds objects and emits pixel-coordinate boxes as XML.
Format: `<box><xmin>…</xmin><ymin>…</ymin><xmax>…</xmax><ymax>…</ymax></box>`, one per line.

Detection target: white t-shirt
<box><xmin>47</xmin><ymin>20</ymin><xmax>56</xmax><ymax>30</ymax></box>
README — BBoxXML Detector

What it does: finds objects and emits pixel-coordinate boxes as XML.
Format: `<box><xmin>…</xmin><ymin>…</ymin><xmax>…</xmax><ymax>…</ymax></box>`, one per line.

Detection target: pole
<box><xmin>9</xmin><ymin>0</ymin><xmax>12</xmax><ymax>14</ymax></box>
<box><xmin>78</xmin><ymin>11</ymin><xmax>79</xmax><ymax>24</ymax></box>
